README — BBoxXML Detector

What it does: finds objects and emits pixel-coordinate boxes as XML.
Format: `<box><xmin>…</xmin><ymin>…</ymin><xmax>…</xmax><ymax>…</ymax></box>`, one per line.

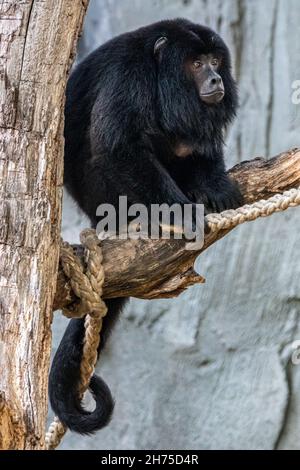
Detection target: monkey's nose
<box><xmin>210</xmin><ymin>76</ymin><xmax>222</xmax><ymax>86</ymax></box>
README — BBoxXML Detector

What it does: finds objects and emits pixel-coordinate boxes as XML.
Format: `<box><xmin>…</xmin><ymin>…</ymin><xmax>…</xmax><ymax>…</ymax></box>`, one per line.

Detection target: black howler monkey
<box><xmin>49</xmin><ymin>19</ymin><xmax>243</xmax><ymax>435</ymax></box>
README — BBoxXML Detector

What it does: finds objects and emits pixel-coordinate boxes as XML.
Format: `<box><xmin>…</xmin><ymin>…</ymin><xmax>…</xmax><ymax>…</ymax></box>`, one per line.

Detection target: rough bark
<box><xmin>54</xmin><ymin>148</ymin><xmax>300</xmax><ymax>308</ymax></box>
<box><xmin>0</xmin><ymin>0</ymin><xmax>88</xmax><ymax>450</ymax></box>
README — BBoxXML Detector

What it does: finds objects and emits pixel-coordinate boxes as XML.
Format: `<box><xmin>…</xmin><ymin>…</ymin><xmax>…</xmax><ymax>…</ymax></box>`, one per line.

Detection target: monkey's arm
<box><xmin>183</xmin><ymin>153</ymin><xmax>243</xmax><ymax>213</ymax></box>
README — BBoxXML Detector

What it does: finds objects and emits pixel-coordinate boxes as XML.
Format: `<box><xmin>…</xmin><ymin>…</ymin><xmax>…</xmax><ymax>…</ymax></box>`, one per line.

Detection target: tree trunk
<box><xmin>0</xmin><ymin>0</ymin><xmax>88</xmax><ymax>450</ymax></box>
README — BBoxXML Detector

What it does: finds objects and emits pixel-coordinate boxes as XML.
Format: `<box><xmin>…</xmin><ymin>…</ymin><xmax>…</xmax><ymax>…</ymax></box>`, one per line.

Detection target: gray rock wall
<box><xmin>51</xmin><ymin>0</ymin><xmax>300</xmax><ymax>449</ymax></box>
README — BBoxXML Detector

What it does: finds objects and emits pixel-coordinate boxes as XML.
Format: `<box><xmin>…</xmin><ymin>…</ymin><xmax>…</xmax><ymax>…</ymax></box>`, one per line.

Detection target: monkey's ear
<box><xmin>154</xmin><ymin>36</ymin><xmax>168</xmax><ymax>56</ymax></box>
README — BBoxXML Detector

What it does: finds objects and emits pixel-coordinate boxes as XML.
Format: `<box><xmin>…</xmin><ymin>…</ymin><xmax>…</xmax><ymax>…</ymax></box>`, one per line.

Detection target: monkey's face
<box><xmin>154</xmin><ymin>24</ymin><xmax>238</xmax><ymax>134</ymax></box>
<box><xmin>187</xmin><ymin>54</ymin><xmax>225</xmax><ymax>105</ymax></box>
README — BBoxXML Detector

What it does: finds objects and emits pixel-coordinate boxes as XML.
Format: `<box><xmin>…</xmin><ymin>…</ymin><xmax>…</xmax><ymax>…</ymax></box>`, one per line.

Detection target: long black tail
<box><xmin>49</xmin><ymin>298</ymin><xmax>127</xmax><ymax>435</ymax></box>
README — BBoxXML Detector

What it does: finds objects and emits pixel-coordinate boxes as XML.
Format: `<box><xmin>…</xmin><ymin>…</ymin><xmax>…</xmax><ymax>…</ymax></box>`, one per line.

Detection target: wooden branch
<box><xmin>54</xmin><ymin>148</ymin><xmax>300</xmax><ymax>310</ymax></box>
<box><xmin>0</xmin><ymin>0</ymin><xmax>89</xmax><ymax>450</ymax></box>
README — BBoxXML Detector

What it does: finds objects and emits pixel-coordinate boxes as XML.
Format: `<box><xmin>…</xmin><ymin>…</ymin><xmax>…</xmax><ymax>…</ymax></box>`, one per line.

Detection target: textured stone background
<box><xmin>50</xmin><ymin>0</ymin><xmax>300</xmax><ymax>449</ymax></box>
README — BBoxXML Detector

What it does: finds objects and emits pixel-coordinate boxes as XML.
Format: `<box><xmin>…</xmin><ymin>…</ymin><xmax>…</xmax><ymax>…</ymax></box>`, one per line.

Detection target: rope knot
<box><xmin>59</xmin><ymin>229</ymin><xmax>107</xmax><ymax>319</ymax></box>
<box><xmin>46</xmin><ymin>229</ymin><xmax>107</xmax><ymax>450</ymax></box>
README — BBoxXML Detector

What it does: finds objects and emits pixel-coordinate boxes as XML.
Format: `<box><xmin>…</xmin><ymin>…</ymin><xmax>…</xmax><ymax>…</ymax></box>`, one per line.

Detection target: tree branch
<box><xmin>54</xmin><ymin>148</ymin><xmax>300</xmax><ymax>309</ymax></box>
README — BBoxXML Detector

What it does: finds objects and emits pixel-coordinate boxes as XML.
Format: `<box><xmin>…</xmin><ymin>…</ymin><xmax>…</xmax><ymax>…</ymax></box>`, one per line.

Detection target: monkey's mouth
<box><xmin>200</xmin><ymin>90</ymin><xmax>225</xmax><ymax>104</ymax></box>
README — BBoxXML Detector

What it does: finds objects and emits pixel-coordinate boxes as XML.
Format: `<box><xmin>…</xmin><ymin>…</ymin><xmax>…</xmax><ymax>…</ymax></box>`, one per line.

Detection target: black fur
<box><xmin>49</xmin><ymin>19</ymin><xmax>243</xmax><ymax>435</ymax></box>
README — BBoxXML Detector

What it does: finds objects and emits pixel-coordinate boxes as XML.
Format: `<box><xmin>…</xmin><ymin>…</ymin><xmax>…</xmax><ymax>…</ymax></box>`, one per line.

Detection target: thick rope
<box><xmin>46</xmin><ymin>185</ymin><xmax>300</xmax><ymax>449</ymax></box>
<box><xmin>206</xmin><ymin>187</ymin><xmax>300</xmax><ymax>232</ymax></box>
<box><xmin>45</xmin><ymin>229</ymin><xmax>107</xmax><ymax>450</ymax></box>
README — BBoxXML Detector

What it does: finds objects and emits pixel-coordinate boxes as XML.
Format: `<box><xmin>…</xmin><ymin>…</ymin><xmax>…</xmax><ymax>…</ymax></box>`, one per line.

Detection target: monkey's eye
<box><xmin>193</xmin><ymin>60</ymin><xmax>203</xmax><ymax>69</ymax></box>
<box><xmin>211</xmin><ymin>58</ymin><xmax>219</xmax><ymax>67</ymax></box>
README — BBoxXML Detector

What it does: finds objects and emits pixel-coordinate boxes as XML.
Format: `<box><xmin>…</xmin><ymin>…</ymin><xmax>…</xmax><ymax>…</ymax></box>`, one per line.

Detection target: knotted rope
<box><xmin>46</xmin><ymin>185</ymin><xmax>300</xmax><ymax>450</ymax></box>
<box><xmin>45</xmin><ymin>229</ymin><xmax>107</xmax><ymax>450</ymax></box>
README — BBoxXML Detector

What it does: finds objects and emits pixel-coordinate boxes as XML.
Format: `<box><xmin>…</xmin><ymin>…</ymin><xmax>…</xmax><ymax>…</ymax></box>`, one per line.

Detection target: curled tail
<box><xmin>49</xmin><ymin>298</ymin><xmax>127</xmax><ymax>435</ymax></box>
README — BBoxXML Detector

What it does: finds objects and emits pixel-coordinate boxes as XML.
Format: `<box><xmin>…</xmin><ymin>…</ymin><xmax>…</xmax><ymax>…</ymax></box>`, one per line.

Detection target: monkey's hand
<box><xmin>186</xmin><ymin>177</ymin><xmax>244</xmax><ymax>214</ymax></box>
